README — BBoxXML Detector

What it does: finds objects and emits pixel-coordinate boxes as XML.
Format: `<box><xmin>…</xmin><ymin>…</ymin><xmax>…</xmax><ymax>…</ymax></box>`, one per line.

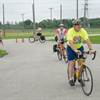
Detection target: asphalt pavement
<box><xmin>0</xmin><ymin>39</ymin><xmax>100</xmax><ymax>100</ymax></box>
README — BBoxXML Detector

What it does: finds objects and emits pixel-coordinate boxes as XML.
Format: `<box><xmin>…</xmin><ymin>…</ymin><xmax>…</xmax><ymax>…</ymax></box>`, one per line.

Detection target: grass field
<box><xmin>47</xmin><ymin>36</ymin><xmax>100</xmax><ymax>44</ymax></box>
<box><xmin>0</xmin><ymin>49</ymin><xmax>8</xmax><ymax>57</ymax></box>
<box><xmin>1</xmin><ymin>29</ymin><xmax>100</xmax><ymax>39</ymax></box>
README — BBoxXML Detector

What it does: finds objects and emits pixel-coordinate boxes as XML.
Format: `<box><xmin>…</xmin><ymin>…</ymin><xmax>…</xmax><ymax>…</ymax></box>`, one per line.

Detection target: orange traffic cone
<box><xmin>22</xmin><ymin>36</ymin><xmax>24</xmax><ymax>42</ymax></box>
<box><xmin>16</xmin><ymin>38</ymin><xmax>18</xmax><ymax>43</ymax></box>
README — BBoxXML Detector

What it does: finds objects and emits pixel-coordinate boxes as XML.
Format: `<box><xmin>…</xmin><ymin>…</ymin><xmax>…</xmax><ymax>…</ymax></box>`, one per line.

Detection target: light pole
<box><xmin>76</xmin><ymin>0</ymin><xmax>78</xmax><ymax>19</ymax></box>
<box><xmin>49</xmin><ymin>8</ymin><xmax>54</xmax><ymax>32</ymax></box>
<box><xmin>3</xmin><ymin>4</ymin><xmax>5</xmax><ymax>37</ymax></box>
<box><xmin>60</xmin><ymin>5</ymin><xmax>62</xmax><ymax>23</ymax></box>
<box><xmin>33</xmin><ymin>0</ymin><xmax>35</xmax><ymax>36</ymax></box>
<box><xmin>21</xmin><ymin>14</ymin><xmax>25</xmax><ymax>32</ymax></box>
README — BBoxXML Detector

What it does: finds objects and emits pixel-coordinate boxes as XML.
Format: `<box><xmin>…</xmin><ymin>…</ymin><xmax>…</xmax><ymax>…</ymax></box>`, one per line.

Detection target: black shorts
<box><xmin>37</xmin><ymin>33</ymin><xmax>42</xmax><ymax>36</ymax></box>
<box><xmin>55</xmin><ymin>37</ymin><xmax>64</xmax><ymax>44</ymax></box>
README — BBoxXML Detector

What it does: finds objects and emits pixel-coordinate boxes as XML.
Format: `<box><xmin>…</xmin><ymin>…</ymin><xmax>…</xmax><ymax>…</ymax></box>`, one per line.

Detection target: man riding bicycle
<box><xmin>55</xmin><ymin>24</ymin><xmax>67</xmax><ymax>53</ymax></box>
<box><xmin>35</xmin><ymin>25</ymin><xmax>42</xmax><ymax>39</ymax></box>
<box><xmin>67</xmin><ymin>19</ymin><xmax>94</xmax><ymax>86</ymax></box>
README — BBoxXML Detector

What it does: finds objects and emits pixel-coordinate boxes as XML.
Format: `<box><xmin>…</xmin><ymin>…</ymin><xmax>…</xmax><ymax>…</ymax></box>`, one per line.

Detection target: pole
<box><xmin>49</xmin><ymin>8</ymin><xmax>53</xmax><ymax>32</ymax></box>
<box><xmin>33</xmin><ymin>0</ymin><xmax>35</xmax><ymax>36</ymax></box>
<box><xmin>21</xmin><ymin>14</ymin><xmax>25</xmax><ymax>32</ymax></box>
<box><xmin>60</xmin><ymin>5</ymin><xmax>62</xmax><ymax>23</ymax></box>
<box><xmin>76</xmin><ymin>0</ymin><xmax>78</xmax><ymax>19</ymax></box>
<box><xmin>84</xmin><ymin>5</ymin><xmax>86</xmax><ymax>29</ymax></box>
<box><xmin>3</xmin><ymin>4</ymin><xmax>5</xmax><ymax>37</ymax></box>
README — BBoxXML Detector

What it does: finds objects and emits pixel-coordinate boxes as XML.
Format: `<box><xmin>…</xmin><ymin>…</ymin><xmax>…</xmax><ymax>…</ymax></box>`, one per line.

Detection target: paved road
<box><xmin>0</xmin><ymin>39</ymin><xmax>100</xmax><ymax>100</ymax></box>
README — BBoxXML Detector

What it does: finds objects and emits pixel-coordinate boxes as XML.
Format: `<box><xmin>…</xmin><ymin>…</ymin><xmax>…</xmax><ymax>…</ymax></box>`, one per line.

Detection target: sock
<box><xmin>70</xmin><ymin>78</ymin><xmax>73</xmax><ymax>81</ymax></box>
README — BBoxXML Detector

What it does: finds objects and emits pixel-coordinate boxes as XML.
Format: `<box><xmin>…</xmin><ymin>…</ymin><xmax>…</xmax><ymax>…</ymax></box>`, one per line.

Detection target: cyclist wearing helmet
<box><xmin>55</xmin><ymin>24</ymin><xmax>67</xmax><ymax>51</ymax></box>
<box><xmin>35</xmin><ymin>25</ymin><xmax>42</xmax><ymax>39</ymax></box>
<box><xmin>67</xmin><ymin>19</ymin><xmax>94</xmax><ymax>86</ymax></box>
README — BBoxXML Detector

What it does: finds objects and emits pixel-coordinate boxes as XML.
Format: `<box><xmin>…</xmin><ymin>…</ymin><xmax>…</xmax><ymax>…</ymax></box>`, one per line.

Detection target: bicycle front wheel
<box><xmin>29</xmin><ymin>36</ymin><xmax>35</xmax><ymax>43</ymax></box>
<box><xmin>81</xmin><ymin>65</ymin><xmax>93</xmax><ymax>96</ymax></box>
<box><xmin>64</xmin><ymin>48</ymin><xmax>68</xmax><ymax>63</ymax></box>
<box><xmin>57</xmin><ymin>48</ymin><xmax>62</xmax><ymax>60</ymax></box>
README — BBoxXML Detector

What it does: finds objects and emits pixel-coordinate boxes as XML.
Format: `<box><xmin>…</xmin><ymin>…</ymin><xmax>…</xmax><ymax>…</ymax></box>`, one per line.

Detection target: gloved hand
<box><xmin>75</xmin><ymin>50</ymin><xmax>81</xmax><ymax>53</ymax></box>
<box><xmin>89</xmin><ymin>49</ymin><xmax>94</xmax><ymax>54</ymax></box>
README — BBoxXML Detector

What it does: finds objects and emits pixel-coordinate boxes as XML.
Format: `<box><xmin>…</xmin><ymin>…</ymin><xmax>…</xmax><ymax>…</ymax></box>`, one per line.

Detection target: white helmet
<box><xmin>59</xmin><ymin>24</ymin><xmax>64</xmax><ymax>27</ymax></box>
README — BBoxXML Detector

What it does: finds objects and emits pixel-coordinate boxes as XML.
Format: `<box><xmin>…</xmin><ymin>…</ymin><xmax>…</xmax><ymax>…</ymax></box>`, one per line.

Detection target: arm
<box><xmin>85</xmin><ymin>38</ymin><xmax>92</xmax><ymax>50</ymax></box>
<box><xmin>69</xmin><ymin>40</ymin><xmax>77</xmax><ymax>51</ymax></box>
<box><xmin>57</xmin><ymin>34</ymin><xmax>60</xmax><ymax>41</ymax></box>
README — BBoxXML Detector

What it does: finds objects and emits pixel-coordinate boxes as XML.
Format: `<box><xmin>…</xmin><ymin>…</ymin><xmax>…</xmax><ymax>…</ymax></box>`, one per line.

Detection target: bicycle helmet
<box><xmin>37</xmin><ymin>25</ymin><xmax>40</xmax><ymax>27</ymax></box>
<box><xmin>72</xmin><ymin>19</ymin><xmax>83</xmax><ymax>25</ymax></box>
<box><xmin>59</xmin><ymin>24</ymin><xmax>64</xmax><ymax>27</ymax></box>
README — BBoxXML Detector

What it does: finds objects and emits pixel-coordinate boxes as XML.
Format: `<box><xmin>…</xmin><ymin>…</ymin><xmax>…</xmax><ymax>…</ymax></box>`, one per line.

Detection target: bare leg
<box><xmin>69</xmin><ymin>61</ymin><xmax>75</xmax><ymax>80</ymax></box>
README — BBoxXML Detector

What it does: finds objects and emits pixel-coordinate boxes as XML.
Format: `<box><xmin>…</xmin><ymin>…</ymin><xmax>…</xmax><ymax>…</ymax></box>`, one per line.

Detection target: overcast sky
<box><xmin>0</xmin><ymin>0</ymin><xmax>100</xmax><ymax>23</ymax></box>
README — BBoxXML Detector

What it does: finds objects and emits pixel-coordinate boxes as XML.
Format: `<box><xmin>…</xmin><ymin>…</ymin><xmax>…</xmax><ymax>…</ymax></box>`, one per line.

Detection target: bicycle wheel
<box><xmin>67</xmin><ymin>64</ymin><xmax>76</xmax><ymax>83</ymax></box>
<box><xmin>81</xmin><ymin>65</ymin><xmax>93</xmax><ymax>96</ymax></box>
<box><xmin>29</xmin><ymin>36</ymin><xmax>35</xmax><ymax>43</ymax></box>
<box><xmin>57</xmin><ymin>48</ymin><xmax>62</xmax><ymax>60</ymax></box>
<box><xmin>64</xmin><ymin>48</ymin><xmax>68</xmax><ymax>63</ymax></box>
<box><xmin>39</xmin><ymin>36</ymin><xmax>46</xmax><ymax>43</ymax></box>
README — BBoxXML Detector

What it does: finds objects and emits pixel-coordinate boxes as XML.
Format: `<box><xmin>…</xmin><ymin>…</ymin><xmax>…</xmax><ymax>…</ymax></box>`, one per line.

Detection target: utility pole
<box><xmin>60</xmin><ymin>5</ymin><xmax>62</xmax><ymax>23</ymax></box>
<box><xmin>21</xmin><ymin>14</ymin><xmax>25</xmax><ymax>32</ymax></box>
<box><xmin>49</xmin><ymin>8</ymin><xmax>54</xmax><ymax>32</ymax></box>
<box><xmin>83</xmin><ymin>0</ymin><xmax>90</xmax><ymax>28</ymax></box>
<box><xmin>3</xmin><ymin>4</ymin><xmax>5</xmax><ymax>37</ymax></box>
<box><xmin>32</xmin><ymin>0</ymin><xmax>35</xmax><ymax>36</ymax></box>
<box><xmin>76</xmin><ymin>0</ymin><xmax>78</xmax><ymax>19</ymax></box>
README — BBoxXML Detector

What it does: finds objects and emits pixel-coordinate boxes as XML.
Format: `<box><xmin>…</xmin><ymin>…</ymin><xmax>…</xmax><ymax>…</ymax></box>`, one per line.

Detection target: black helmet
<box><xmin>72</xmin><ymin>19</ymin><xmax>83</xmax><ymax>25</ymax></box>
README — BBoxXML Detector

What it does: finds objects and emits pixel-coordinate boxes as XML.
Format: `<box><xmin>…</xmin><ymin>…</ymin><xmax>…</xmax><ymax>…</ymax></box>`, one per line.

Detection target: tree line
<box><xmin>0</xmin><ymin>17</ymin><xmax>100</xmax><ymax>29</ymax></box>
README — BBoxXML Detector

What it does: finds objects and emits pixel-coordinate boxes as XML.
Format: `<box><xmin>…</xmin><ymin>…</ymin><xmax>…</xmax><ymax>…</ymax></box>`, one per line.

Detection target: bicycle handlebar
<box><xmin>76</xmin><ymin>51</ymin><xmax>97</xmax><ymax>60</ymax></box>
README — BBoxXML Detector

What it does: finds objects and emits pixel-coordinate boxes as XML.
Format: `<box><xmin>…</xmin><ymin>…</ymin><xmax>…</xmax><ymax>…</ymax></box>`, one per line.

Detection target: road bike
<box><xmin>29</xmin><ymin>33</ymin><xmax>46</xmax><ymax>43</ymax></box>
<box><xmin>67</xmin><ymin>51</ymin><xmax>96</xmax><ymax>96</ymax></box>
<box><xmin>57</xmin><ymin>41</ymin><xmax>68</xmax><ymax>63</ymax></box>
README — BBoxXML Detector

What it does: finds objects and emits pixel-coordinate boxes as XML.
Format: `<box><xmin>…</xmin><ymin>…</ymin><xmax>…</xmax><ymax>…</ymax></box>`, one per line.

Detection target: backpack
<box><xmin>53</xmin><ymin>44</ymin><xmax>57</xmax><ymax>52</ymax></box>
<box><xmin>40</xmin><ymin>36</ymin><xmax>45</xmax><ymax>40</ymax></box>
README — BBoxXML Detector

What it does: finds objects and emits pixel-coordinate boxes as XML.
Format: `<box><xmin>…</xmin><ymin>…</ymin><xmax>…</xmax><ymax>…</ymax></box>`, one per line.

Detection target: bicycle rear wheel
<box><xmin>64</xmin><ymin>48</ymin><xmax>68</xmax><ymax>63</ymax></box>
<box><xmin>39</xmin><ymin>36</ymin><xmax>46</xmax><ymax>43</ymax></box>
<box><xmin>29</xmin><ymin>36</ymin><xmax>35</xmax><ymax>43</ymax></box>
<box><xmin>81</xmin><ymin>65</ymin><xmax>93</xmax><ymax>96</ymax></box>
<box><xmin>57</xmin><ymin>48</ymin><xmax>62</xmax><ymax>60</ymax></box>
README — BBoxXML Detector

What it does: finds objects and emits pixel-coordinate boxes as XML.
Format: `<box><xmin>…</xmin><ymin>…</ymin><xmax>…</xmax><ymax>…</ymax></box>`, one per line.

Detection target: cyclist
<box><xmin>35</xmin><ymin>25</ymin><xmax>42</xmax><ymax>39</ymax></box>
<box><xmin>55</xmin><ymin>24</ymin><xmax>67</xmax><ymax>57</ymax></box>
<box><xmin>67</xmin><ymin>19</ymin><xmax>94</xmax><ymax>86</ymax></box>
<box><xmin>0</xmin><ymin>30</ymin><xmax>3</xmax><ymax>34</ymax></box>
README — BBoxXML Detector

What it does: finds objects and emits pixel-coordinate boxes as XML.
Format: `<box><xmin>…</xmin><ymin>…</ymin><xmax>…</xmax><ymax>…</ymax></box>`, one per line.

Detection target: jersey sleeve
<box><xmin>67</xmin><ymin>30</ymin><xmax>73</xmax><ymax>41</ymax></box>
<box><xmin>56</xmin><ymin>30</ymin><xmax>59</xmax><ymax>34</ymax></box>
<box><xmin>64</xmin><ymin>29</ymin><xmax>67</xmax><ymax>34</ymax></box>
<box><xmin>82</xmin><ymin>29</ymin><xmax>88</xmax><ymax>40</ymax></box>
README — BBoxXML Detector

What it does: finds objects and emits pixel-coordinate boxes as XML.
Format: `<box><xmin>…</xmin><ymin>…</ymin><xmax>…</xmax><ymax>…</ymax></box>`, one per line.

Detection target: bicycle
<box><xmin>29</xmin><ymin>33</ymin><xmax>46</xmax><ymax>43</ymax></box>
<box><xmin>57</xmin><ymin>41</ymin><xmax>68</xmax><ymax>63</ymax></box>
<box><xmin>67</xmin><ymin>51</ymin><xmax>96</xmax><ymax>96</ymax></box>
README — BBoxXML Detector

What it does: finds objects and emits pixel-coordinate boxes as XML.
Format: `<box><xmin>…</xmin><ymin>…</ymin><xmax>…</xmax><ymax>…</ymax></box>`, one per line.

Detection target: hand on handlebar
<box><xmin>89</xmin><ymin>49</ymin><xmax>94</xmax><ymax>55</ymax></box>
<box><xmin>75</xmin><ymin>50</ymin><xmax>82</xmax><ymax>55</ymax></box>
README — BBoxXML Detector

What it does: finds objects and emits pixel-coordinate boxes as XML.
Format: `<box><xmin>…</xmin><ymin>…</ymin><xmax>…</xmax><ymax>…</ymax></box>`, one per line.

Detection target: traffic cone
<box><xmin>22</xmin><ymin>36</ymin><xmax>24</xmax><ymax>42</ymax></box>
<box><xmin>16</xmin><ymin>38</ymin><xmax>18</xmax><ymax>43</ymax></box>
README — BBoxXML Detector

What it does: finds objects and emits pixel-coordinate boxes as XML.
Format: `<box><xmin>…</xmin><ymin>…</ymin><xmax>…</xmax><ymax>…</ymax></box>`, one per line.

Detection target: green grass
<box><xmin>47</xmin><ymin>36</ymin><xmax>100</xmax><ymax>44</ymax></box>
<box><xmin>0</xmin><ymin>49</ymin><xmax>8</xmax><ymax>57</ymax></box>
<box><xmin>1</xmin><ymin>29</ymin><xmax>100</xmax><ymax>39</ymax></box>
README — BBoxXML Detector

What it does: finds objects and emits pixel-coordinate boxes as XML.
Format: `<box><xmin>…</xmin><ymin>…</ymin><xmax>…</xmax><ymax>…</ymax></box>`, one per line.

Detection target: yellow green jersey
<box><xmin>67</xmin><ymin>27</ymin><xmax>88</xmax><ymax>49</ymax></box>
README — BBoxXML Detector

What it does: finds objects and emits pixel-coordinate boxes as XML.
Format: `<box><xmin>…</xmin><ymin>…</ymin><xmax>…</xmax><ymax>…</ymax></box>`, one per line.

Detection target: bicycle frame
<box><xmin>58</xmin><ymin>44</ymin><xmax>64</xmax><ymax>56</ymax></box>
<box><xmin>74</xmin><ymin>58</ymin><xmax>85</xmax><ymax>79</ymax></box>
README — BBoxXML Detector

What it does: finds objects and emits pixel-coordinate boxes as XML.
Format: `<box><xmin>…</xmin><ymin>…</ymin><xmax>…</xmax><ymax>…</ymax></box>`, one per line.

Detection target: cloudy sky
<box><xmin>0</xmin><ymin>0</ymin><xmax>100</xmax><ymax>23</ymax></box>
